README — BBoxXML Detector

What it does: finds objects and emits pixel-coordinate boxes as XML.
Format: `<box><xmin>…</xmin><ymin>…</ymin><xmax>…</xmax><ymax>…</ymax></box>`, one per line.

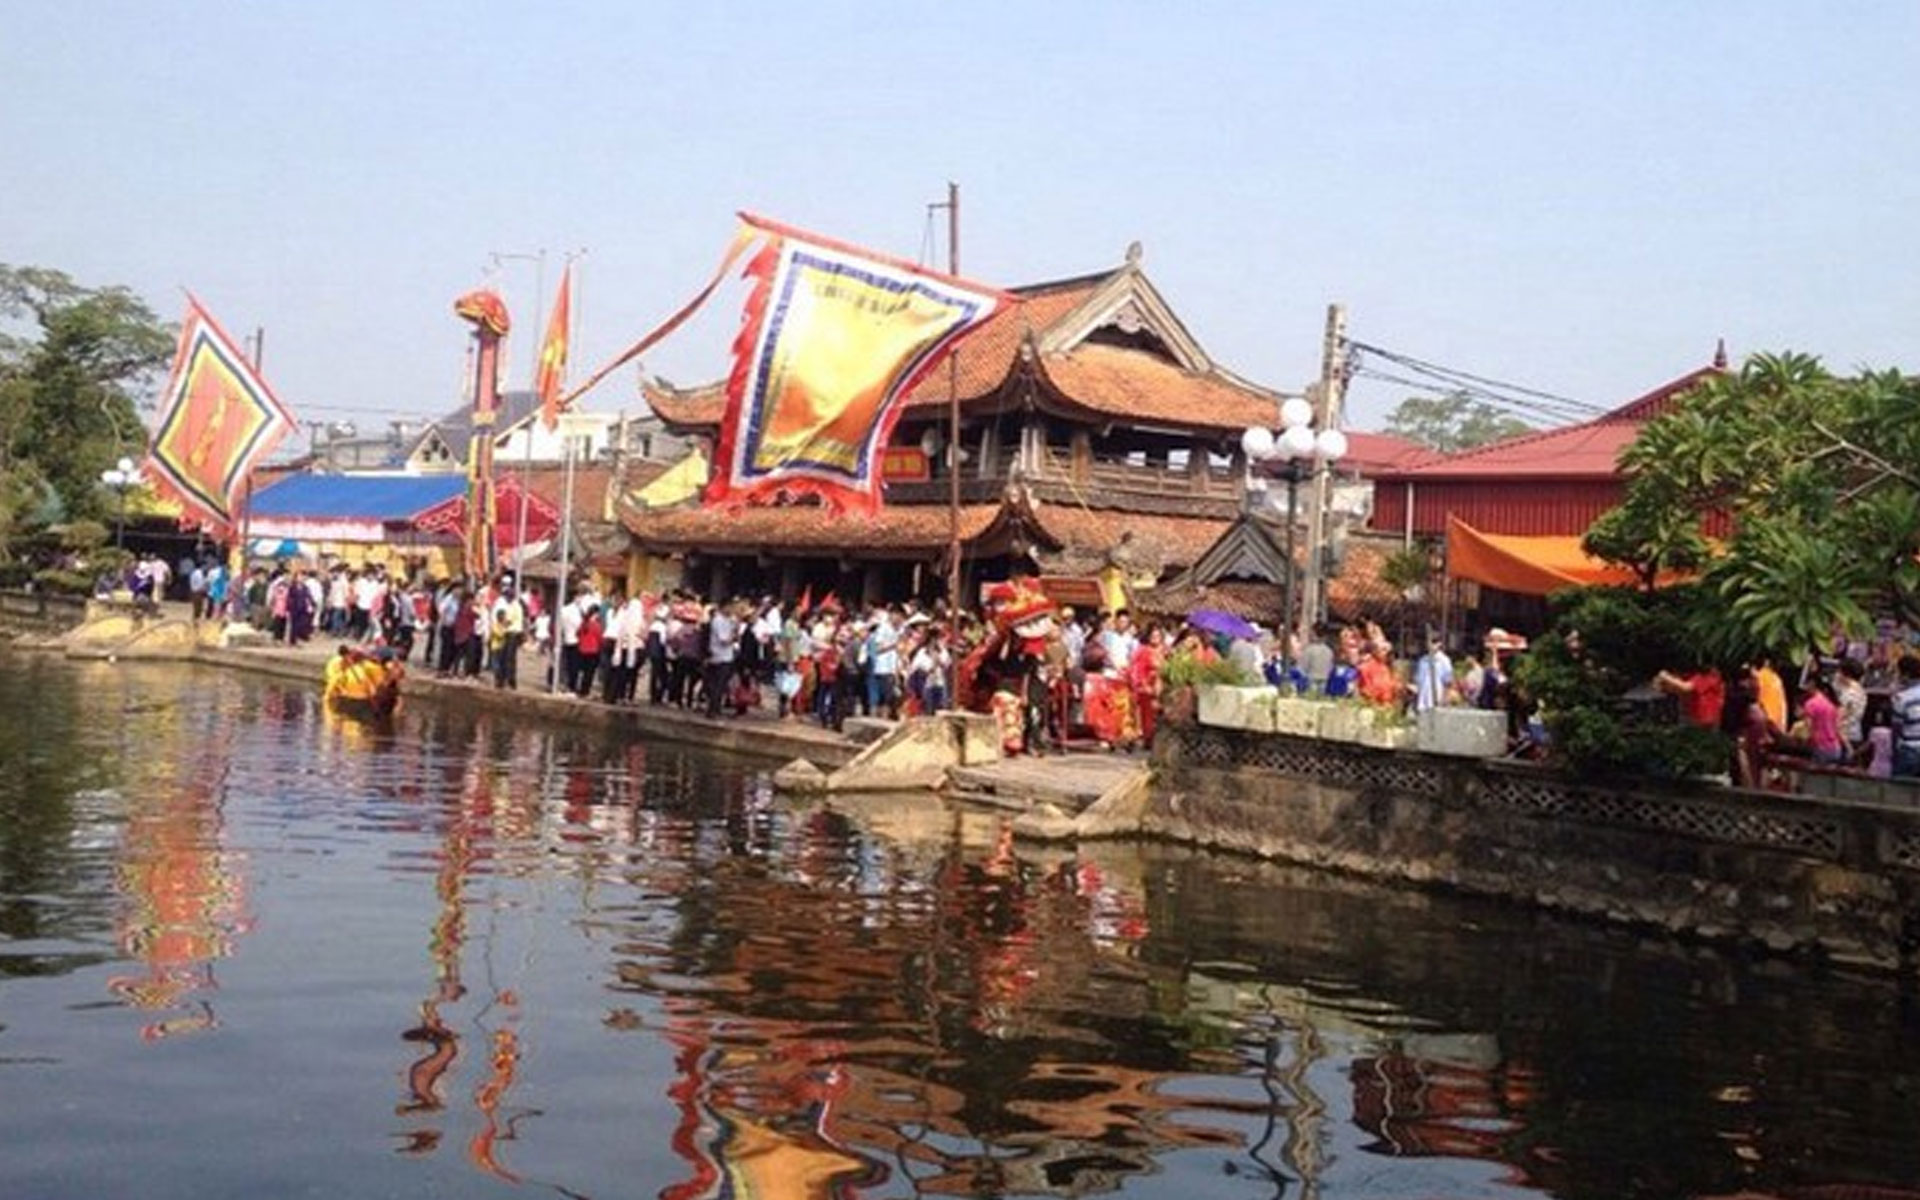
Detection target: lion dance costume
<box><xmin>956</xmin><ymin>578</ymin><xmax>1059</xmax><ymax>755</ymax></box>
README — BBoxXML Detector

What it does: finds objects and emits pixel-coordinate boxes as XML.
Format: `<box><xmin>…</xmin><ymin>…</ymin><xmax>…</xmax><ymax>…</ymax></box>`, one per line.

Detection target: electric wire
<box><xmin>1349</xmin><ymin>365</ymin><xmax>1597</xmax><ymax>427</ymax></box>
<box><xmin>1345</xmin><ymin>338</ymin><xmax>1604</xmax><ymax>416</ymax></box>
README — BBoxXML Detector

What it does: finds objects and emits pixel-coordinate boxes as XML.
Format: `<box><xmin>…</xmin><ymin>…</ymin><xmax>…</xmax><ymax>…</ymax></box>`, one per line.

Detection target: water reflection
<box><xmin>108</xmin><ymin>741</ymin><xmax>249</xmax><ymax>1039</ymax></box>
<box><xmin>2</xmin><ymin>656</ymin><xmax>1920</xmax><ymax>1200</ymax></box>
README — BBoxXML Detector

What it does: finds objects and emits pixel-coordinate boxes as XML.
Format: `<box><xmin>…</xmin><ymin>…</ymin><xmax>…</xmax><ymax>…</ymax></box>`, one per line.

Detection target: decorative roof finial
<box><xmin>1124</xmin><ymin>240</ymin><xmax>1143</xmax><ymax>266</ymax></box>
<box><xmin>1712</xmin><ymin>337</ymin><xmax>1728</xmax><ymax>370</ymax></box>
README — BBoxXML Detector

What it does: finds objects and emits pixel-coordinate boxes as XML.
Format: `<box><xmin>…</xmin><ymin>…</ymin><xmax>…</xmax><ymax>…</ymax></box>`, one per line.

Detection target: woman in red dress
<box><xmin>1129</xmin><ymin>625</ymin><xmax>1167</xmax><ymax>745</ymax></box>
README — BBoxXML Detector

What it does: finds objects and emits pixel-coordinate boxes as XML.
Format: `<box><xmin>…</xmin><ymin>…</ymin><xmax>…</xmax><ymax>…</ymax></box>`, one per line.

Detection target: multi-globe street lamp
<box><xmin>1242</xmin><ymin>400</ymin><xmax>1347</xmax><ymax>684</ymax></box>
<box><xmin>99</xmin><ymin>456</ymin><xmax>139</xmax><ymax>552</ymax></box>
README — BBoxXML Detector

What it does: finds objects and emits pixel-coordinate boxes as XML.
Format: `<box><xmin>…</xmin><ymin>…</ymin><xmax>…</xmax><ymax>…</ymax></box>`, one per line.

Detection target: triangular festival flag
<box><xmin>707</xmin><ymin>213</ymin><xmax>1011</xmax><ymax>515</ymax></box>
<box><xmin>145</xmin><ymin>297</ymin><xmax>298</xmax><ymax>534</ymax></box>
<box><xmin>536</xmin><ymin>265</ymin><xmax>572</xmax><ymax>431</ymax></box>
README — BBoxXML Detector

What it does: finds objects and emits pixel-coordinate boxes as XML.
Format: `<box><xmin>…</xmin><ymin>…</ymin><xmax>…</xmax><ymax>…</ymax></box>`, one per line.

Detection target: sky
<box><xmin>4</xmin><ymin>2</ymin><xmax>1916</xmax><ymax>444</ymax></box>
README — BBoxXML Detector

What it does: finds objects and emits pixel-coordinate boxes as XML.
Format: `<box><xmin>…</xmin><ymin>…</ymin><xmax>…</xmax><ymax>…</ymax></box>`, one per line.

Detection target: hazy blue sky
<box><xmin>5</xmin><ymin>2</ymin><xmax>1915</xmax><ymax>439</ymax></box>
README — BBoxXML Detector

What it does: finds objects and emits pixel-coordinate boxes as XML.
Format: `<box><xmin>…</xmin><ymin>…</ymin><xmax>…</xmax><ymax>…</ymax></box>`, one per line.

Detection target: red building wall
<box><xmin>1371</xmin><ymin>479</ymin><xmax>1626</xmax><ymax>539</ymax></box>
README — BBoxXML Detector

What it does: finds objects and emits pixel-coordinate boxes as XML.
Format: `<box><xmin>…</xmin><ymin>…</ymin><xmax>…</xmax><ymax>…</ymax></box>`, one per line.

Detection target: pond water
<box><xmin>1</xmin><ymin>654</ymin><xmax>1917</xmax><ymax>1200</ymax></box>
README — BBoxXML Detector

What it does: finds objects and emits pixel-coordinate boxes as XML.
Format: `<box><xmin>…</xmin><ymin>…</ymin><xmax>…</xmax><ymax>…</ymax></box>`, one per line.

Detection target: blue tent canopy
<box><xmin>248</xmin><ymin>473</ymin><xmax>468</xmax><ymax>521</ymax></box>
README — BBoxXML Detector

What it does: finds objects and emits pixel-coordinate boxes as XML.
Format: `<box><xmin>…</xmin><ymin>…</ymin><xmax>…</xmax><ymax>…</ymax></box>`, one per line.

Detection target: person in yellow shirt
<box><xmin>323</xmin><ymin>645</ymin><xmax>359</xmax><ymax>705</ymax></box>
<box><xmin>325</xmin><ymin>646</ymin><xmax>403</xmax><ymax>717</ymax></box>
<box><xmin>1751</xmin><ymin>656</ymin><xmax>1788</xmax><ymax>733</ymax></box>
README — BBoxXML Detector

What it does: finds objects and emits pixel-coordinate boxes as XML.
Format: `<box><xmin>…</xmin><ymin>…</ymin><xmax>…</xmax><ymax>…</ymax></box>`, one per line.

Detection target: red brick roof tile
<box><xmin>1036</xmin><ymin>344</ymin><xmax>1278</xmax><ymax>432</ymax></box>
<box><xmin>1379</xmin><ymin>363</ymin><xmax>1722</xmax><ymax>482</ymax></box>
<box><xmin>1031</xmin><ymin>506</ymin><xmax>1230</xmax><ymax>571</ymax></box>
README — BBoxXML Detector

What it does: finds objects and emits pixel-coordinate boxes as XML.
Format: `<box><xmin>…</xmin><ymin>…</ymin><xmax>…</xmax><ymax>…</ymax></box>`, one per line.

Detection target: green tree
<box><xmin>1512</xmin><ymin>586</ymin><xmax>1730</xmax><ymax>780</ymax></box>
<box><xmin>1586</xmin><ymin>352</ymin><xmax>1920</xmax><ymax>661</ymax></box>
<box><xmin>1383</xmin><ymin>390</ymin><xmax>1534</xmax><ymax>453</ymax></box>
<box><xmin>0</xmin><ymin>265</ymin><xmax>173</xmax><ymax>526</ymax></box>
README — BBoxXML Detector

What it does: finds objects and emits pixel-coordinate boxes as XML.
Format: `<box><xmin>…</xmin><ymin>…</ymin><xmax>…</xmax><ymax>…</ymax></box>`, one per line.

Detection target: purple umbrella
<box><xmin>1186</xmin><ymin>608</ymin><xmax>1260</xmax><ymax>641</ymax></box>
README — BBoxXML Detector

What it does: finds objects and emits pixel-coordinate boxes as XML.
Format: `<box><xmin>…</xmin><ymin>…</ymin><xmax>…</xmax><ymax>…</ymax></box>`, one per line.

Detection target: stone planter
<box><xmin>1416</xmin><ymin>707</ymin><xmax>1510</xmax><ymax>758</ymax></box>
<box><xmin>1197</xmin><ymin>684</ymin><xmax>1277</xmax><ymax>733</ymax></box>
<box><xmin>1361</xmin><ymin>723</ymin><xmax>1418</xmax><ymax>751</ymax></box>
<box><xmin>1316</xmin><ymin>703</ymin><xmax>1373</xmax><ymax>743</ymax></box>
<box><xmin>1271</xmin><ymin>696</ymin><xmax>1322</xmax><ymax>738</ymax></box>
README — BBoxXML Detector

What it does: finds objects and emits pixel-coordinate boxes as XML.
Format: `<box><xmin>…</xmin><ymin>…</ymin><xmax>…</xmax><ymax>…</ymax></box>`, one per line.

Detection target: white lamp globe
<box><xmin>1315</xmin><ymin>428</ymin><xmax>1349</xmax><ymax>462</ymax></box>
<box><xmin>1279</xmin><ymin>397</ymin><xmax>1314</xmax><ymax>430</ymax></box>
<box><xmin>1279</xmin><ymin>424</ymin><xmax>1317</xmax><ymax>459</ymax></box>
<box><xmin>117</xmin><ymin>457</ymin><xmax>135</xmax><ymax>474</ymax></box>
<box><xmin>1240</xmin><ymin>425</ymin><xmax>1275</xmax><ymax>461</ymax></box>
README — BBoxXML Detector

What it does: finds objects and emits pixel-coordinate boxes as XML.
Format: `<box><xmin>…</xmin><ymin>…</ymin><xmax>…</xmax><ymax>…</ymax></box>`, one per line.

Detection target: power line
<box><xmin>1345</xmin><ymin>338</ymin><xmax>1606</xmax><ymax>418</ymax></box>
<box><xmin>1349</xmin><ymin>366</ymin><xmax>1596</xmax><ymax>427</ymax></box>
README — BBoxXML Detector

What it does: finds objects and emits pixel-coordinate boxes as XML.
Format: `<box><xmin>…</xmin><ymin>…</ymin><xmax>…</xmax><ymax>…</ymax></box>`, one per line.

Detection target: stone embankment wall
<box><xmin>1149</xmin><ymin>724</ymin><xmax>1920</xmax><ymax>973</ymax></box>
<box><xmin>0</xmin><ymin>589</ymin><xmax>89</xmax><ymax>635</ymax></box>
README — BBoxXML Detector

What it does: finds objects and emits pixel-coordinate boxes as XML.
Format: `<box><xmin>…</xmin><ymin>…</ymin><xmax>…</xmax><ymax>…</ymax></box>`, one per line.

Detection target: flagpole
<box><xmin>233</xmin><ymin>325</ymin><xmax>265</xmax><ymax>614</ymax></box>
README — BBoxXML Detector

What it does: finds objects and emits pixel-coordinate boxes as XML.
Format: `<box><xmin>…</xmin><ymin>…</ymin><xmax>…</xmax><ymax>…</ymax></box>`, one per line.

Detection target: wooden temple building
<box><xmin>627</xmin><ymin>250</ymin><xmax>1310</xmax><ymax>607</ymax></box>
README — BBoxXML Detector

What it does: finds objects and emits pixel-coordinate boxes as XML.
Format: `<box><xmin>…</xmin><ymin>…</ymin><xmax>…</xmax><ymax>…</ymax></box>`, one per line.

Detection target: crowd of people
<box><xmin>102</xmin><ymin>551</ymin><xmax>231</xmax><ymax>618</ymax></box>
<box><xmin>1657</xmin><ymin>647</ymin><xmax>1920</xmax><ymax>786</ymax></box>
<box><xmin>120</xmin><ymin>552</ymin><xmax>1920</xmax><ymax>784</ymax></box>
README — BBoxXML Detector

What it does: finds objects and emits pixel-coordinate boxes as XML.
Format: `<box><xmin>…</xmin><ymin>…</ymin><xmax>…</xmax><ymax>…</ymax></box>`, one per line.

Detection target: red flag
<box><xmin>796</xmin><ymin>584</ymin><xmax>814</xmax><ymax>614</ymax></box>
<box><xmin>536</xmin><ymin>266</ymin><xmax>572</xmax><ymax>431</ymax></box>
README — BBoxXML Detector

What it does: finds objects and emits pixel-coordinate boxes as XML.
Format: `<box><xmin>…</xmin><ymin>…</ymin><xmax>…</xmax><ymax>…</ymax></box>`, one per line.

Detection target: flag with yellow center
<box><xmin>709</xmin><ymin>214</ymin><xmax>1010</xmax><ymax>514</ymax></box>
<box><xmin>146</xmin><ymin>297</ymin><xmax>297</xmax><ymax>533</ymax></box>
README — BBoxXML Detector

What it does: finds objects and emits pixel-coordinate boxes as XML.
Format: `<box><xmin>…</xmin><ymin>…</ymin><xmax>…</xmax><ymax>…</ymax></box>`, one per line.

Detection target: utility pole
<box><xmin>1301</xmin><ymin>303</ymin><xmax>1346</xmax><ymax>632</ymax></box>
<box><xmin>235</xmin><ymin>327</ymin><xmax>266</xmax><ymax>592</ymax></box>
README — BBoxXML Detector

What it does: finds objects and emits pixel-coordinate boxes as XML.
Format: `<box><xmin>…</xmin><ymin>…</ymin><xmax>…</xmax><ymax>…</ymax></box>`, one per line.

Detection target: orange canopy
<box><xmin>1445</xmin><ymin>516</ymin><xmax>1646</xmax><ymax>596</ymax></box>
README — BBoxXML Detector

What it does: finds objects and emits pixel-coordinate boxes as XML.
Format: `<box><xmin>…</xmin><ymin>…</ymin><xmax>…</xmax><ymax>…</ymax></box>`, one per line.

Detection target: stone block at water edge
<box><xmin>1417</xmin><ymin>708</ymin><xmax>1509</xmax><ymax>758</ymax></box>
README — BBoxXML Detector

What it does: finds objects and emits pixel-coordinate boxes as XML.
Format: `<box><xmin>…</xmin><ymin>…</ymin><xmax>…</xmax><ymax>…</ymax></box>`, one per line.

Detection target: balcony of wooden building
<box><xmin>883</xmin><ymin>435</ymin><xmax>1243</xmax><ymax>518</ymax></box>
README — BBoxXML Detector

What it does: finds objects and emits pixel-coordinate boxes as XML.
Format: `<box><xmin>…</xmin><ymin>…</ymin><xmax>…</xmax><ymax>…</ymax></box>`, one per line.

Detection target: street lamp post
<box><xmin>1243</xmin><ymin>401</ymin><xmax>1347</xmax><ymax>688</ymax></box>
<box><xmin>100</xmin><ymin>457</ymin><xmax>138</xmax><ymax>552</ymax></box>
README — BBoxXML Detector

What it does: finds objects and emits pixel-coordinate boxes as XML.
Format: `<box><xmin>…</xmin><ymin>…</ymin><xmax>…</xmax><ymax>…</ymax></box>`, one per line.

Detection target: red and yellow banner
<box><xmin>708</xmin><ymin>213</ymin><xmax>1009</xmax><ymax>514</ymax></box>
<box><xmin>146</xmin><ymin>298</ymin><xmax>297</xmax><ymax>534</ymax></box>
<box><xmin>536</xmin><ymin>265</ymin><xmax>572</xmax><ymax>431</ymax></box>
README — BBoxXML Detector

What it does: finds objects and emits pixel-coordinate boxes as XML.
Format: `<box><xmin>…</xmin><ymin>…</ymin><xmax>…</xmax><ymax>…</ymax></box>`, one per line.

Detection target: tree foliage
<box><xmin>1383</xmin><ymin>390</ymin><xmax>1534</xmax><ymax>453</ymax></box>
<box><xmin>1512</xmin><ymin>586</ymin><xmax>1730</xmax><ymax>780</ymax></box>
<box><xmin>1585</xmin><ymin>352</ymin><xmax>1920</xmax><ymax>661</ymax></box>
<box><xmin>0</xmin><ymin>265</ymin><xmax>172</xmax><ymax>529</ymax></box>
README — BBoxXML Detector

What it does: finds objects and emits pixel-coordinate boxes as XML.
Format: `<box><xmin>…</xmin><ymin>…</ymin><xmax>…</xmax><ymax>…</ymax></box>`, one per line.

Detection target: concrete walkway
<box><xmin>199</xmin><ymin>639</ymin><xmax>864</xmax><ymax>770</ymax></box>
<box><xmin>948</xmin><ymin>751</ymin><xmax>1151</xmax><ymax>814</ymax></box>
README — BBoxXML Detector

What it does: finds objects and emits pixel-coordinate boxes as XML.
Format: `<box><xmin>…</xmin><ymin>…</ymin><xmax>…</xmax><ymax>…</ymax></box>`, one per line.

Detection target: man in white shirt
<box><xmin>867</xmin><ymin>607</ymin><xmax>903</xmax><ymax>719</ymax></box>
<box><xmin>1413</xmin><ymin>633</ymin><xmax>1456</xmax><ymax>713</ymax></box>
<box><xmin>490</xmin><ymin>586</ymin><xmax>527</xmax><ymax>689</ymax></box>
<box><xmin>557</xmin><ymin>597</ymin><xmax>585</xmax><ymax>694</ymax></box>
<box><xmin>705</xmin><ymin>600</ymin><xmax>741</xmax><ymax>718</ymax></box>
<box><xmin>1101</xmin><ymin>610</ymin><xmax>1138</xmax><ymax>672</ymax></box>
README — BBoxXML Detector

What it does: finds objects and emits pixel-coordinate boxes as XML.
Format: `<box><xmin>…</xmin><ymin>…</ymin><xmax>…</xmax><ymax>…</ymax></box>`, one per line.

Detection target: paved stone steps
<box><xmin>947</xmin><ymin>754</ymin><xmax>1149</xmax><ymax>814</ymax></box>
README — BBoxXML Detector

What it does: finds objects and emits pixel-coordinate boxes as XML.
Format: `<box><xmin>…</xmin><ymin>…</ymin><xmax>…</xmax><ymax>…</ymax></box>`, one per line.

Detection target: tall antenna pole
<box><xmin>940</xmin><ymin>181</ymin><xmax>962</xmax><ymax>611</ymax></box>
<box><xmin>493</xmin><ymin>249</ymin><xmax>546</xmax><ymax>580</ymax></box>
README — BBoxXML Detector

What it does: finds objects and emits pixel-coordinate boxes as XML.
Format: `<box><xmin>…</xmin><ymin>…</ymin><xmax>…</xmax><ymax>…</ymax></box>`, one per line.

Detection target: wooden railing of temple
<box><xmin>883</xmin><ymin>446</ymin><xmax>1242</xmax><ymax>512</ymax></box>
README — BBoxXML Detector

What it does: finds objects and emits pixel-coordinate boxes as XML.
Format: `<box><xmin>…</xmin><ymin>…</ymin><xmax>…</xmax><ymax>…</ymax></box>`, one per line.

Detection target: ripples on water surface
<box><xmin>0</xmin><ymin>655</ymin><xmax>1917</xmax><ymax>1199</ymax></box>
